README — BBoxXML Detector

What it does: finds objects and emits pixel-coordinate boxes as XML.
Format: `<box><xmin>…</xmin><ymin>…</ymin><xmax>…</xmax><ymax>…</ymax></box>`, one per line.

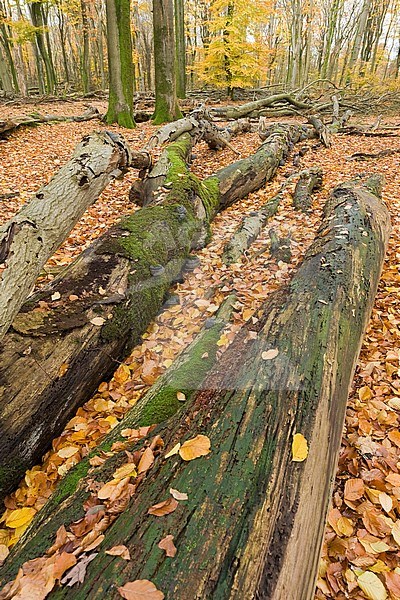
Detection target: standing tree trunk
<box><xmin>80</xmin><ymin>0</ymin><xmax>91</xmax><ymax>94</ymax></box>
<box><xmin>152</xmin><ymin>0</ymin><xmax>182</xmax><ymax>124</ymax></box>
<box><xmin>0</xmin><ymin>177</ymin><xmax>390</xmax><ymax>600</ymax></box>
<box><xmin>105</xmin><ymin>0</ymin><xmax>135</xmax><ymax>127</ymax></box>
<box><xmin>174</xmin><ymin>0</ymin><xmax>186</xmax><ymax>99</ymax></box>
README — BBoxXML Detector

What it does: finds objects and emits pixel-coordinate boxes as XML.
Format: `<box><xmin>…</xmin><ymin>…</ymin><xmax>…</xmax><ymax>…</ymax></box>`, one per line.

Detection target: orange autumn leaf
<box><xmin>147</xmin><ymin>498</ymin><xmax>178</xmax><ymax>517</ymax></box>
<box><xmin>106</xmin><ymin>545</ymin><xmax>131</xmax><ymax>561</ymax></box>
<box><xmin>157</xmin><ymin>534</ymin><xmax>177</xmax><ymax>558</ymax></box>
<box><xmin>179</xmin><ymin>435</ymin><xmax>211</xmax><ymax>461</ymax></box>
<box><xmin>137</xmin><ymin>448</ymin><xmax>154</xmax><ymax>474</ymax></box>
<box><xmin>344</xmin><ymin>478</ymin><xmax>364</xmax><ymax>501</ymax></box>
<box><xmin>118</xmin><ymin>579</ymin><xmax>164</xmax><ymax>600</ymax></box>
<box><xmin>53</xmin><ymin>552</ymin><xmax>77</xmax><ymax>580</ymax></box>
<box><xmin>388</xmin><ymin>430</ymin><xmax>400</xmax><ymax>448</ymax></box>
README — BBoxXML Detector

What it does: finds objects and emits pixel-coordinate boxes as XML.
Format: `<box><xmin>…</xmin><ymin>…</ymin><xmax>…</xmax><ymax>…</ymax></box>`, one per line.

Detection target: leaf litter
<box><xmin>0</xmin><ymin>106</ymin><xmax>400</xmax><ymax>598</ymax></box>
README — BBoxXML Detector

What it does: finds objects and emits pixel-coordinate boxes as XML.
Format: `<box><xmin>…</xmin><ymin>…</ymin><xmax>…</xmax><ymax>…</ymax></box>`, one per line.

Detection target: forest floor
<box><xmin>1</xmin><ymin>100</ymin><xmax>400</xmax><ymax>599</ymax></box>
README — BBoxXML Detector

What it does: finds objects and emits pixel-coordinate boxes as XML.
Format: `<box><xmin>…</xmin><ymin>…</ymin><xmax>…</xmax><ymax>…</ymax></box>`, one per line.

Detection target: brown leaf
<box><xmin>147</xmin><ymin>498</ymin><xmax>178</xmax><ymax>517</ymax></box>
<box><xmin>61</xmin><ymin>553</ymin><xmax>98</xmax><ymax>586</ymax></box>
<box><xmin>157</xmin><ymin>535</ymin><xmax>177</xmax><ymax>558</ymax></box>
<box><xmin>105</xmin><ymin>545</ymin><xmax>131</xmax><ymax>561</ymax></box>
<box><xmin>117</xmin><ymin>579</ymin><xmax>164</xmax><ymax>599</ymax></box>
<box><xmin>385</xmin><ymin>572</ymin><xmax>400</xmax><ymax>599</ymax></box>
<box><xmin>137</xmin><ymin>448</ymin><xmax>154</xmax><ymax>474</ymax></box>
<box><xmin>53</xmin><ymin>552</ymin><xmax>77</xmax><ymax>580</ymax></box>
<box><xmin>344</xmin><ymin>478</ymin><xmax>364</xmax><ymax>501</ymax></box>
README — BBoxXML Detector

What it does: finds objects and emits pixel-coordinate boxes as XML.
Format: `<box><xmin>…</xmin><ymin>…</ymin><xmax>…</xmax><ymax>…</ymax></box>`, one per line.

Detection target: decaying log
<box><xmin>0</xmin><ymin>176</ymin><xmax>390</xmax><ymax>600</ymax></box>
<box><xmin>269</xmin><ymin>227</ymin><xmax>292</xmax><ymax>262</ymax></box>
<box><xmin>348</xmin><ymin>147</ymin><xmax>400</xmax><ymax>161</ymax></box>
<box><xmin>209</xmin><ymin>93</ymin><xmax>312</xmax><ymax>120</ymax></box>
<box><xmin>307</xmin><ymin>114</ymin><xmax>331</xmax><ymax>147</ymax></box>
<box><xmin>0</xmin><ymin>106</ymin><xmax>102</xmax><ymax>137</ymax></box>
<box><xmin>292</xmin><ymin>167</ymin><xmax>323</xmax><ymax>210</ymax></box>
<box><xmin>222</xmin><ymin>193</ymin><xmax>282</xmax><ymax>264</ymax></box>
<box><xmin>0</xmin><ymin>131</ymin><xmax>131</xmax><ymax>342</ymax></box>
<box><xmin>0</xmin><ymin>124</ymin><xmax>309</xmax><ymax>503</ymax></box>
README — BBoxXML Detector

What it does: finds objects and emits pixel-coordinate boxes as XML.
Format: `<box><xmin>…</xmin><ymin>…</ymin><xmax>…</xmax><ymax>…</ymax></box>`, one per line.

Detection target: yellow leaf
<box><xmin>179</xmin><ymin>435</ymin><xmax>211</xmax><ymax>461</ymax></box>
<box><xmin>217</xmin><ymin>334</ymin><xmax>229</xmax><ymax>347</ymax></box>
<box><xmin>359</xmin><ymin>386</ymin><xmax>373</xmax><ymax>402</ymax></box>
<box><xmin>5</xmin><ymin>507</ymin><xmax>36</xmax><ymax>529</ymax></box>
<box><xmin>292</xmin><ymin>433</ymin><xmax>308</xmax><ymax>462</ymax></box>
<box><xmin>337</xmin><ymin>516</ymin><xmax>354</xmax><ymax>537</ymax></box>
<box><xmin>357</xmin><ymin>571</ymin><xmax>387</xmax><ymax>600</ymax></box>
<box><xmin>165</xmin><ymin>443</ymin><xmax>181</xmax><ymax>458</ymax></box>
<box><xmin>113</xmin><ymin>463</ymin><xmax>137</xmax><ymax>480</ymax></box>
<box><xmin>176</xmin><ymin>392</ymin><xmax>186</xmax><ymax>402</ymax></box>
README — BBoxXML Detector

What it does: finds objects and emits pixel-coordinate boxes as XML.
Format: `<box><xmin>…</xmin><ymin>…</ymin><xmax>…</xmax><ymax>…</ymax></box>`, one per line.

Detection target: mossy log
<box><xmin>268</xmin><ymin>227</ymin><xmax>292</xmax><ymax>262</ymax></box>
<box><xmin>292</xmin><ymin>167</ymin><xmax>323</xmax><ymax>211</ymax></box>
<box><xmin>0</xmin><ymin>124</ymin><xmax>306</xmax><ymax>504</ymax></box>
<box><xmin>209</xmin><ymin>94</ymin><xmax>312</xmax><ymax>120</ymax></box>
<box><xmin>0</xmin><ymin>130</ymin><xmax>131</xmax><ymax>342</ymax></box>
<box><xmin>0</xmin><ymin>176</ymin><xmax>390</xmax><ymax>599</ymax></box>
<box><xmin>222</xmin><ymin>193</ymin><xmax>282</xmax><ymax>264</ymax></box>
<box><xmin>0</xmin><ymin>106</ymin><xmax>102</xmax><ymax>137</ymax></box>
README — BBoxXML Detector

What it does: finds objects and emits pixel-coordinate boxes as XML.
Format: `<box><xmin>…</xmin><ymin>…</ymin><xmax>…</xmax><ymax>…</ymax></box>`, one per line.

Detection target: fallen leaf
<box><xmin>165</xmin><ymin>443</ymin><xmax>180</xmax><ymax>458</ymax></box>
<box><xmin>57</xmin><ymin>446</ymin><xmax>79</xmax><ymax>459</ymax></box>
<box><xmin>359</xmin><ymin>386</ymin><xmax>373</xmax><ymax>401</ymax></box>
<box><xmin>51</xmin><ymin>291</ymin><xmax>61</xmax><ymax>301</ymax></box>
<box><xmin>344</xmin><ymin>478</ymin><xmax>364</xmax><ymax>501</ymax></box>
<box><xmin>292</xmin><ymin>433</ymin><xmax>308</xmax><ymax>462</ymax></box>
<box><xmin>262</xmin><ymin>349</ymin><xmax>279</xmax><ymax>360</ymax></box>
<box><xmin>176</xmin><ymin>392</ymin><xmax>186</xmax><ymax>402</ymax></box>
<box><xmin>158</xmin><ymin>534</ymin><xmax>177</xmax><ymax>557</ymax></box>
<box><xmin>385</xmin><ymin>571</ymin><xmax>400</xmax><ymax>599</ymax></box>
<box><xmin>147</xmin><ymin>498</ymin><xmax>178</xmax><ymax>517</ymax></box>
<box><xmin>0</xmin><ymin>544</ymin><xmax>9</xmax><ymax>565</ymax></box>
<box><xmin>61</xmin><ymin>553</ymin><xmax>98</xmax><ymax>586</ymax></box>
<box><xmin>391</xmin><ymin>520</ymin><xmax>400</xmax><ymax>545</ymax></box>
<box><xmin>106</xmin><ymin>545</ymin><xmax>131</xmax><ymax>561</ymax></box>
<box><xmin>5</xmin><ymin>507</ymin><xmax>36</xmax><ymax>529</ymax></box>
<box><xmin>357</xmin><ymin>571</ymin><xmax>388</xmax><ymax>600</ymax></box>
<box><xmin>113</xmin><ymin>463</ymin><xmax>137</xmax><ymax>480</ymax></box>
<box><xmin>90</xmin><ymin>317</ymin><xmax>106</xmax><ymax>326</ymax></box>
<box><xmin>379</xmin><ymin>492</ymin><xmax>393</xmax><ymax>513</ymax></box>
<box><xmin>53</xmin><ymin>552</ymin><xmax>77</xmax><ymax>580</ymax></box>
<box><xmin>118</xmin><ymin>579</ymin><xmax>164</xmax><ymax>600</ymax></box>
<box><xmin>170</xmin><ymin>488</ymin><xmax>188</xmax><ymax>501</ymax></box>
<box><xmin>137</xmin><ymin>448</ymin><xmax>154</xmax><ymax>474</ymax></box>
<box><xmin>179</xmin><ymin>435</ymin><xmax>211</xmax><ymax>461</ymax></box>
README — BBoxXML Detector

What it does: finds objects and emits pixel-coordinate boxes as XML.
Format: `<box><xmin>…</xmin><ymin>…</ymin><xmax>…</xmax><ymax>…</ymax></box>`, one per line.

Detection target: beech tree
<box><xmin>105</xmin><ymin>0</ymin><xmax>135</xmax><ymax>127</ymax></box>
<box><xmin>152</xmin><ymin>0</ymin><xmax>182</xmax><ymax>124</ymax></box>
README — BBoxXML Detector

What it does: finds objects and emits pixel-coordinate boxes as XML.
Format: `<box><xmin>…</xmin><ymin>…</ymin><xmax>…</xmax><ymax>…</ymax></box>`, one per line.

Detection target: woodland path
<box><xmin>1</xmin><ymin>101</ymin><xmax>400</xmax><ymax>599</ymax></box>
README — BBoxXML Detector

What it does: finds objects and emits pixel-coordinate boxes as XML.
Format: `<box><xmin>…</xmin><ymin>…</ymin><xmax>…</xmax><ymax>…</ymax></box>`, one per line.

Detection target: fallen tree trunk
<box><xmin>209</xmin><ymin>93</ymin><xmax>312</xmax><ymax>120</ymax></box>
<box><xmin>0</xmin><ymin>176</ymin><xmax>390</xmax><ymax>599</ymax></box>
<box><xmin>222</xmin><ymin>192</ymin><xmax>282</xmax><ymax>264</ymax></box>
<box><xmin>0</xmin><ymin>106</ymin><xmax>102</xmax><ymax>137</ymax></box>
<box><xmin>292</xmin><ymin>167</ymin><xmax>323</xmax><ymax>210</ymax></box>
<box><xmin>0</xmin><ymin>131</ymin><xmax>131</xmax><ymax>342</ymax></box>
<box><xmin>0</xmin><ymin>124</ymin><xmax>308</xmax><ymax>504</ymax></box>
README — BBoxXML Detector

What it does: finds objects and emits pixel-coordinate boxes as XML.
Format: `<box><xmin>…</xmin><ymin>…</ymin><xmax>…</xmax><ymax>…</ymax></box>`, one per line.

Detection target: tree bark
<box><xmin>0</xmin><ymin>177</ymin><xmax>390</xmax><ymax>600</ymax></box>
<box><xmin>152</xmin><ymin>0</ymin><xmax>182</xmax><ymax>124</ymax></box>
<box><xmin>0</xmin><ymin>130</ymin><xmax>131</xmax><ymax>342</ymax></box>
<box><xmin>292</xmin><ymin>167</ymin><xmax>323</xmax><ymax>210</ymax></box>
<box><xmin>105</xmin><ymin>0</ymin><xmax>135</xmax><ymax>128</ymax></box>
<box><xmin>0</xmin><ymin>124</ymin><xmax>308</xmax><ymax>504</ymax></box>
<box><xmin>222</xmin><ymin>192</ymin><xmax>282</xmax><ymax>264</ymax></box>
